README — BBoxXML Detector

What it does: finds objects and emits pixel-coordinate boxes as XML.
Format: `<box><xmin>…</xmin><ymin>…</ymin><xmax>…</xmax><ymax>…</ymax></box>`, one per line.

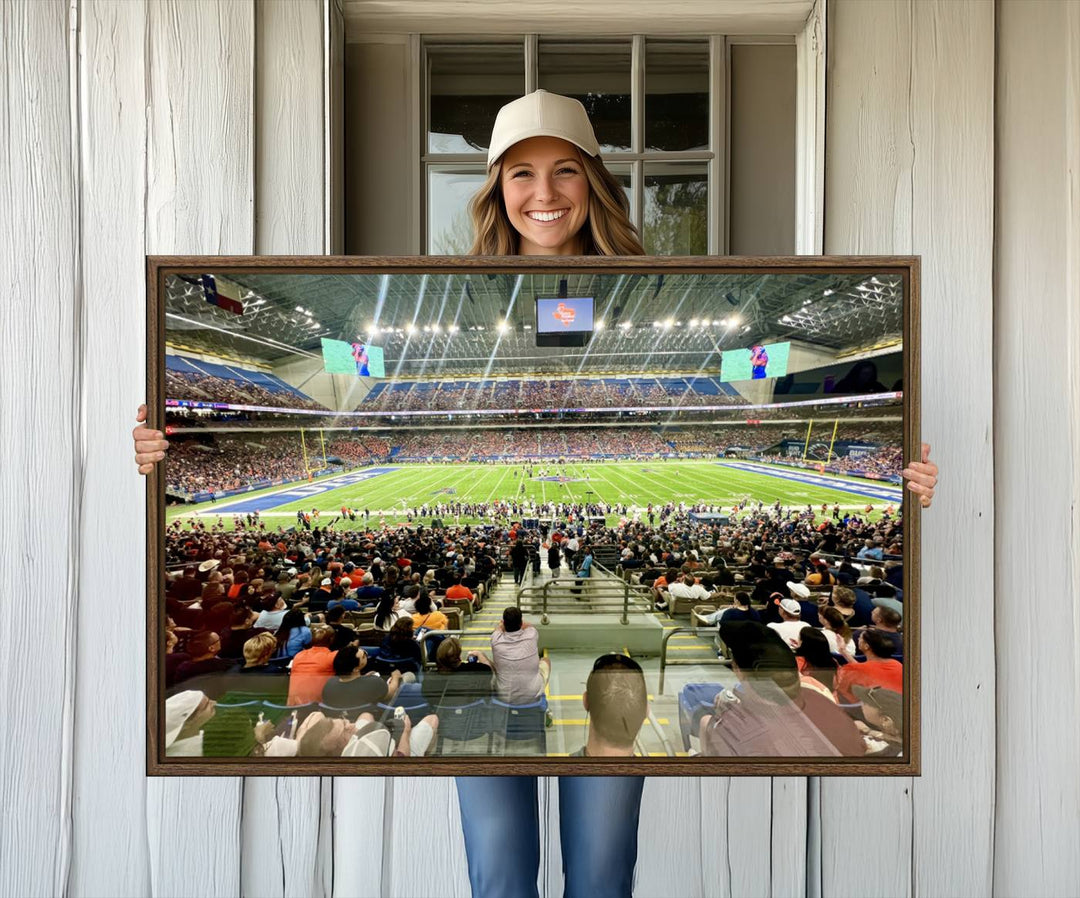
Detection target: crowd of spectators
<box><xmin>394</xmin><ymin>427</ymin><xmax>670</xmax><ymax>460</ymax></box>
<box><xmin>167</xmin><ymin>369</ymin><xmax>327</xmax><ymax>412</ymax></box>
<box><xmin>166</xmin><ymin>434</ymin><xmax>390</xmax><ymax>497</ymax></box>
<box><xmin>830</xmin><ymin>445</ymin><xmax>903</xmax><ymax>476</ymax></box>
<box><xmin>364</xmin><ymin>378</ymin><xmax>750</xmax><ymax>412</ymax></box>
<box><xmin>162</xmin><ymin>492</ymin><xmax>903</xmax><ymax>758</ymax></box>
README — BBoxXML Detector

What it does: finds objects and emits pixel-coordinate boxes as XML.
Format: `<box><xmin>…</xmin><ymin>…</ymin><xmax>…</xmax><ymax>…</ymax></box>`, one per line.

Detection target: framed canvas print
<box><xmin>147</xmin><ymin>256</ymin><xmax>920</xmax><ymax>776</ymax></box>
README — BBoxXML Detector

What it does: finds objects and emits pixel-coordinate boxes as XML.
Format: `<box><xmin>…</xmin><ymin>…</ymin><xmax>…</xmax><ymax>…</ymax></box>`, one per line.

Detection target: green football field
<box><xmin>166</xmin><ymin>459</ymin><xmax>903</xmax><ymax>529</ymax></box>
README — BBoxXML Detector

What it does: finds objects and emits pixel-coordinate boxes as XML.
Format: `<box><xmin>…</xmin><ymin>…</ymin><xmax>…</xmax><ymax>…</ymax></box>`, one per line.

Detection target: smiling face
<box><xmin>499</xmin><ymin>136</ymin><xmax>590</xmax><ymax>255</ymax></box>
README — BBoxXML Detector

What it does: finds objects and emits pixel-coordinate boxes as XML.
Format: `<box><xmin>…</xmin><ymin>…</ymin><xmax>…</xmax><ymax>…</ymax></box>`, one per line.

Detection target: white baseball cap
<box><xmin>486</xmin><ymin>90</ymin><xmax>601</xmax><ymax>169</ymax></box>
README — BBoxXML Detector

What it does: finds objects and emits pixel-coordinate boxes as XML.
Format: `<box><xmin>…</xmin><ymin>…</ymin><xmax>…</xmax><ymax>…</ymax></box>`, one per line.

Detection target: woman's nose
<box><xmin>533</xmin><ymin>174</ymin><xmax>558</xmax><ymax>200</ymax></box>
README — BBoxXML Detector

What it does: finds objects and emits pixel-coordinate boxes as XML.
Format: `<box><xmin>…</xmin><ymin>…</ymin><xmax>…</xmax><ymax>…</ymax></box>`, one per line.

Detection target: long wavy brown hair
<box><xmin>468</xmin><ymin>149</ymin><xmax>645</xmax><ymax>256</ymax></box>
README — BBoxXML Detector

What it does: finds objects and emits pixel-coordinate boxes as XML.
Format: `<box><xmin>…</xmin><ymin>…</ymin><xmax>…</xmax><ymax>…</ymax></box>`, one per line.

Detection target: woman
<box><xmin>420</xmin><ymin>636</ymin><xmax>494</xmax><ymax>706</ymax></box>
<box><xmin>274</xmin><ymin>608</ymin><xmax>311</xmax><ymax>660</ymax></box>
<box><xmin>372</xmin><ymin>590</ymin><xmax>402</xmax><ymax>631</ymax></box>
<box><xmin>133</xmin><ymin>89</ymin><xmax>940</xmax><ymax>898</ymax></box>
<box><xmin>410</xmin><ymin>591</ymin><xmax>448</xmax><ymax>632</ymax></box>
<box><xmin>820</xmin><ymin>605</ymin><xmax>857</xmax><ymax>659</ymax></box>
<box><xmin>379</xmin><ymin>617</ymin><xmax>423</xmax><ymax>669</ymax></box>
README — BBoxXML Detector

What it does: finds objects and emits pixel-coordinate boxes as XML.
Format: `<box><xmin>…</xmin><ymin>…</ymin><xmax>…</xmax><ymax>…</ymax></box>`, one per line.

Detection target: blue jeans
<box><xmin>455</xmin><ymin>775</ymin><xmax>645</xmax><ymax>898</ymax></box>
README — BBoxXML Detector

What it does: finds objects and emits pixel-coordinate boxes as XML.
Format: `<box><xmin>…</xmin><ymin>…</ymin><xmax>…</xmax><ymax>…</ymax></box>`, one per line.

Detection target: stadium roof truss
<box><xmin>164</xmin><ymin>269</ymin><xmax>903</xmax><ymax>378</ymax></box>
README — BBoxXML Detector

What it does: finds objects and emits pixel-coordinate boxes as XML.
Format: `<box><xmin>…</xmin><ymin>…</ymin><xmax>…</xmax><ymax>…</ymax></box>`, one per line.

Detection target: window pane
<box><xmin>538</xmin><ymin>40</ymin><xmax>632</xmax><ymax>153</ymax></box>
<box><xmin>428</xmin><ymin>44</ymin><xmax>524</xmax><ymax>154</ymax></box>
<box><xmin>428</xmin><ymin>167</ymin><xmax>487</xmax><ymax>254</ymax></box>
<box><xmin>604</xmin><ymin>163</ymin><xmax>634</xmax><ymax>222</ymax></box>
<box><xmin>643</xmin><ymin>163</ymin><xmax>707</xmax><ymax>255</ymax></box>
<box><xmin>645</xmin><ymin>40</ymin><xmax>709</xmax><ymax>152</ymax></box>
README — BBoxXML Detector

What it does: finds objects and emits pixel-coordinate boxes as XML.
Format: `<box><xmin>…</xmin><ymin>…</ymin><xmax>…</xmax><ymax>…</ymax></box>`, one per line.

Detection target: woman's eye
<box><xmin>558</xmin><ymin>167</ymin><xmax>579</xmax><ymax>175</ymax></box>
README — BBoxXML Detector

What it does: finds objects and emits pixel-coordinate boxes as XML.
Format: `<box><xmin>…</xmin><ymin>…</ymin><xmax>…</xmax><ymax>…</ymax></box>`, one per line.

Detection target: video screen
<box><xmin>720</xmin><ymin>340</ymin><xmax>791</xmax><ymax>381</ymax></box>
<box><xmin>321</xmin><ymin>338</ymin><xmax>385</xmax><ymax>378</ymax></box>
<box><xmin>536</xmin><ymin>297</ymin><xmax>594</xmax><ymax>333</ymax></box>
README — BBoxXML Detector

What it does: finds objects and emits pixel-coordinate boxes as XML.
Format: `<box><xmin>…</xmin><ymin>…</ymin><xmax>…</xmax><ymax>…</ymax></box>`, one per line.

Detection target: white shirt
<box><xmin>768</xmin><ymin>620</ymin><xmax>808</xmax><ymax>650</ymax></box>
<box><xmin>668</xmin><ymin>581</ymin><xmax>712</xmax><ymax>601</ymax></box>
<box><xmin>822</xmin><ymin>628</ymin><xmax>856</xmax><ymax>656</ymax></box>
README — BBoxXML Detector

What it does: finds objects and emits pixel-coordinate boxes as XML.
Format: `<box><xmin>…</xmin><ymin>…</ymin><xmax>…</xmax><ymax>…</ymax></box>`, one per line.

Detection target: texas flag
<box><xmin>201</xmin><ymin>274</ymin><xmax>244</xmax><ymax>315</ymax></box>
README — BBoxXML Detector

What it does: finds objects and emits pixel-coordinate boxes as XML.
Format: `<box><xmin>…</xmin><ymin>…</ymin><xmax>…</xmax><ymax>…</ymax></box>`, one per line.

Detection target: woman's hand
<box><xmin>133</xmin><ymin>404</ymin><xmax>169</xmax><ymax>474</ymax></box>
<box><xmin>902</xmin><ymin>442</ymin><xmax>938</xmax><ymax>508</ymax></box>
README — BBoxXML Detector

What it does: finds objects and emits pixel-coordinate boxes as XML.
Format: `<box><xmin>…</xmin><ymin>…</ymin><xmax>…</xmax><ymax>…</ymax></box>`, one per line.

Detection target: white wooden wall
<box><xmin>1</xmin><ymin>1</ymin><xmax>1077</xmax><ymax>896</ymax></box>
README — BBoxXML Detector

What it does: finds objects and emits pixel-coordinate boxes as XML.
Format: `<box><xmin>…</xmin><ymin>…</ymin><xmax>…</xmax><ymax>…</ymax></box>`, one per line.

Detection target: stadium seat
<box><xmin>434</xmin><ymin>699</ymin><xmax>491</xmax><ymax>754</ymax></box>
<box><xmin>678</xmin><ymin>683</ymin><xmax>724</xmax><ymax>751</ymax></box>
<box><xmin>488</xmin><ymin>697</ymin><xmax>548</xmax><ymax>755</ymax></box>
<box><xmin>377</xmin><ymin>683</ymin><xmax>431</xmax><ymax>726</ymax></box>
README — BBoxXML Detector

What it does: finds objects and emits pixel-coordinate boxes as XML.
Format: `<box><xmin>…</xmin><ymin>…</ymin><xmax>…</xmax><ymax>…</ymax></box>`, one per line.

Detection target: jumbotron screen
<box><xmin>720</xmin><ymin>340</ymin><xmax>790</xmax><ymax>382</ymax></box>
<box><xmin>321</xmin><ymin>338</ymin><xmax>386</xmax><ymax>378</ymax></box>
<box><xmin>536</xmin><ymin>297</ymin><xmax>594</xmax><ymax>333</ymax></box>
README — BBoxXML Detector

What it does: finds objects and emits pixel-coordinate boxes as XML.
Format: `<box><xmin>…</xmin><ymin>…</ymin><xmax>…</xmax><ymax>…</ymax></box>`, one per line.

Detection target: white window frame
<box><xmin>408</xmin><ymin>1</ymin><xmax>825</xmax><ymax>256</ymax></box>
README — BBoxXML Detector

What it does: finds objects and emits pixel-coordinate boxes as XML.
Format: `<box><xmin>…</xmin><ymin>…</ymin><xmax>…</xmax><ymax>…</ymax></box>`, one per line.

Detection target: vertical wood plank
<box><xmin>908</xmin><ymin>3</ymin><xmax>995</xmax><ymax>896</ymax></box>
<box><xmin>144</xmin><ymin>2</ymin><xmax>254</xmax><ymax>894</ymax></box>
<box><xmin>0</xmin><ymin>1</ymin><xmax>77</xmax><ymax>895</ymax></box>
<box><xmin>70</xmin><ymin>1</ymin><xmax>152</xmax><ymax>894</ymax></box>
<box><xmin>823</xmin><ymin>4</ymin><xmax>917</xmax><ymax>895</ymax></box>
<box><xmin>636</xmin><ymin>778</ymin><xmax>704</xmax><ymax>898</ymax></box>
<box><xmin>255</xmin><ymin>0</ymin><xmax>324</xmax><ymax>256</ymax></box>
<box><xmin>384</xmin><ymin>777</ymin><xmax>472</xmax><ymax>898</ymax></box>
<box><xmin>242</xmin><ymin>3</ymin><xmax>334</xmax><ymax>897</ymax></box>
<box><xmin>824</xmin><ymin>3</ymin><xmax>996</xmax><ymax>897</ymax></box>
<box><xmin>699</xmin><ymin>779</ymin><xmax>773</xmax><ymax>897</ymax></box>
<box><xmin>994</xmin><ymin>2</ymin><xmax>1080</xmax><ymax>895</ymax></box>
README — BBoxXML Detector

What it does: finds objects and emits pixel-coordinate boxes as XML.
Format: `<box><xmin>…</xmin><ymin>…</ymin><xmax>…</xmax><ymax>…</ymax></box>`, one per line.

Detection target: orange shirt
<box><xmin>445</xmin><ymin>584</ymin><xmax>474</xmax><ymax>601</ymax></box>
<box><xmin>835</xmin><ymin>658</ymin><xmax>903</xmax><ymax>703</ymax></box>
<box><xmin>287</xmin><ymin>646</ymin><xmax>338</xmax><ymax>705</ymax></box>
<box><xmin>412</xmin><ymin>611</ymin><xmax>449</xmax><ymax>631</ymax></box>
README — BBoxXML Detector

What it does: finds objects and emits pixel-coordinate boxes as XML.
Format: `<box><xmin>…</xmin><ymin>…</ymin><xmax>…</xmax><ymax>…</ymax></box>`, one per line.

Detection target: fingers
<box><xmin>921</xmin><ymin>442</ymin><xmax>931</xmax><ymax>464</ymax></box>
<box><xmin>136</xmin><ymin>403</ymin><xmax>147</xmax><ymax>423</ymax></box>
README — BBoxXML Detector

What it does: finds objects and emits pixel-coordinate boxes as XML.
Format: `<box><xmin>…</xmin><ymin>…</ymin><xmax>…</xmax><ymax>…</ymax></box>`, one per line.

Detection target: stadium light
<box><xmin>405</xmin><ymin>323</ymin><xmax>416</xmax><ymax>333</ymax></box>
<box><xmin>663</xmin><ymin>317</ymin><xmax>674</xmax><ymax>328</ymax></box>
<box><xmin>431</xmin><ymin>325</ymin><xmax>440</xmax><ymax>334</ymax></box>
<box><xmin>497</xmin><ymin>321</ymin><xmax>509</xmax><ymax>333</ymax></box>
<box><xmin>620</xmin><ymin>321</ymin><xmax>632</xmax><ymax>329</ymax></box>
<box><xmin>448</xmin><ymin>324</ymin><xmax>459</xmax><ymax>333</ymax></box>
<box><xmin>595</xmin><ymin>319</ymin><xmax>605</xmax><ymax>331</ymax></box>
<box><xmin>690</xmin><ymin>318</ymin><xmax>699</xmax><ymax>327</ymax></box>
<box><xmin>652</xmin><ymin>321</ymin><xmax>661</xmax><ymax>328</ymax></box>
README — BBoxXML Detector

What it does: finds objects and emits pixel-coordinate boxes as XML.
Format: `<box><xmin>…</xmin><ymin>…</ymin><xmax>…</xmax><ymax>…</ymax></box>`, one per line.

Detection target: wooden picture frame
<box><xmin>147</xmin><ymin>255</ymin><xmax>920</xmax><ymax>776</ymax></box>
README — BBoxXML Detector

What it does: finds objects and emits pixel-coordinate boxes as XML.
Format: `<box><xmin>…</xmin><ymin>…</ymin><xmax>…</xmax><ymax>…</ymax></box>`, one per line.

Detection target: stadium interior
<box><xmin>163</xmin><ymin>268</ymin><xmax>908</xmax><ymax>761</ymax></box>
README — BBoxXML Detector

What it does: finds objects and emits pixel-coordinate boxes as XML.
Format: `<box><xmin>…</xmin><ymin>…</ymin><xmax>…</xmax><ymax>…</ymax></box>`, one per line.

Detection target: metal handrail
<box><xmin>517</xmin><ymin>568</ymin><xmax>653</xmax><ymax>625</ymax></box>
<box><xmin>658</xmin><ymin>626</ymin><xmax>731</xmax><ymax>694</ymax></box>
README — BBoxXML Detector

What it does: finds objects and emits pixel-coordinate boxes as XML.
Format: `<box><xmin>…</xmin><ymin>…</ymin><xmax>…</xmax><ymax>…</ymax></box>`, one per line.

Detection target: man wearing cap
<box><xmin>698</xmin><ymin>621</ymin><xmax>864</xmax><ymax>757</ymax></box>
<box><xmin>767</xmin><ymin>598</ymin><xmax>808</xmax><ymax>650</ymax></box>
<box><xmin>785</xmin><ymin>580</ymin><xmax>822</xmax><ymax>627</ymax></box>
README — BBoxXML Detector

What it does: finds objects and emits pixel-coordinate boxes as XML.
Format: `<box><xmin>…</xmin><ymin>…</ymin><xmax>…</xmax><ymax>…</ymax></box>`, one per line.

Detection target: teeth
<box><xmin>527</xmin><ymin>209</ymin><xmax>567</xmax><ymax>222</ymax></box>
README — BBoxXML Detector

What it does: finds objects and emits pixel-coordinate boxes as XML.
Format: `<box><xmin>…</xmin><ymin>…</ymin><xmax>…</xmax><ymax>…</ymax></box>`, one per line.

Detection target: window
<box><xmin>424</xmin><ymin>36</ymin><xmax>749</xmax><ymax>256</ymax></box>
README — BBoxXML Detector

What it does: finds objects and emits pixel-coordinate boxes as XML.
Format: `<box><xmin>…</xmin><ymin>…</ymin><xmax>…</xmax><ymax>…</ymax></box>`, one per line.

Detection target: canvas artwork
<box><xmin>148</xmin><ymin>256</ymin><xmax>920</xmax><ymax>776</ymax></box>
